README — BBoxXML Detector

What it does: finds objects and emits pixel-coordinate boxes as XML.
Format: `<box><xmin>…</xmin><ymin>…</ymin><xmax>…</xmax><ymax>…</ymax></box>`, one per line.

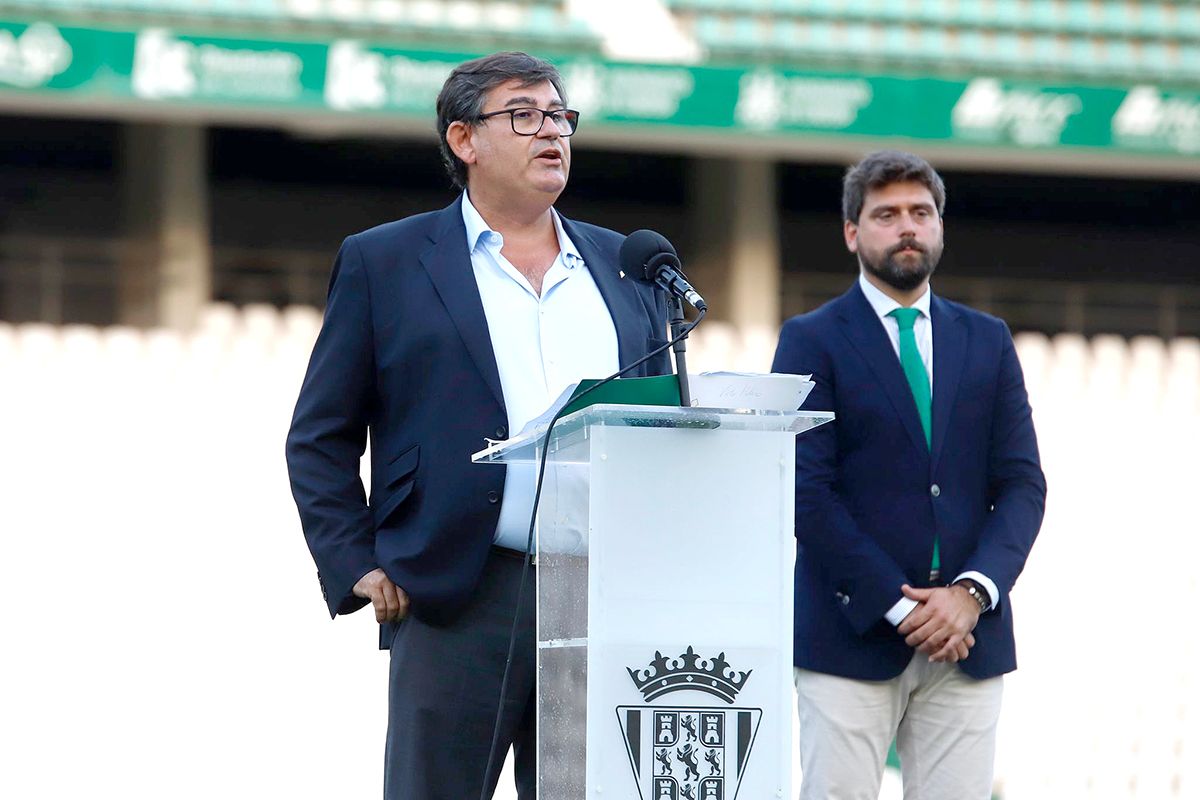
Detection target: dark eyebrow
<box><xmin>503</xmin><ymin>96</ymin><xmax>565</xmax><ymax>109</ymax></box>
<box><xmin>870</xmin><ymin>202</ymin><xmax>935</xmax><ymax>215</ymax></box>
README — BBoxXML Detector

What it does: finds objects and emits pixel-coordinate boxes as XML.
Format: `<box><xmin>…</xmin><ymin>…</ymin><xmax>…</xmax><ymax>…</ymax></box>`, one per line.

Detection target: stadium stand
<box><xmin>663</xmin><ymin>0</ymin><xmax>1200</xmax><ymax>83</ymax></box>
<box><xmin>0</xmin><ymin>0</ymin><xmax>602</xmax><ymax>49</ymax></box>
<box><xmin>5</xmin><ymin>0</ymin><xmax>1200</xmax><ymax>83</ymax></box>
<box><xmin>2</xmin><ymin>308</ymin><xmax>1198</xmax><ymax>799</ymax></box>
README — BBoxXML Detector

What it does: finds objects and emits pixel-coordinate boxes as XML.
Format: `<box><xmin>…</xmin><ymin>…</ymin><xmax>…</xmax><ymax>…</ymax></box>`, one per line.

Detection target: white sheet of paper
<box><xmin>496</xmin><ymin>382</ymin><xmax>579</xmax><ymax>445</ymax></box>
<box><xmin>690</xmin><ymin>371</ymin><xmax>816</xmax><ymax>411</ymax></box>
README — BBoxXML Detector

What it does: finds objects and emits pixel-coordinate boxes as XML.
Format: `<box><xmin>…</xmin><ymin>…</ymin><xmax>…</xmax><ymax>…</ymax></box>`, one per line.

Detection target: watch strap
<box><xmin>955</xmin><ymin>579</ymin><xmax>991</xmax><ymax>613</ymax></box>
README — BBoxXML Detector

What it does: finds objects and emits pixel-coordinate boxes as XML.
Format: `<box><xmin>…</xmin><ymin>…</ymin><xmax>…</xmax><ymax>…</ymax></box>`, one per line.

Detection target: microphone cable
<box><xmin>478</xmin><ymin>305</ymin><xmax>706</xmax><ymax>800</ymax></box>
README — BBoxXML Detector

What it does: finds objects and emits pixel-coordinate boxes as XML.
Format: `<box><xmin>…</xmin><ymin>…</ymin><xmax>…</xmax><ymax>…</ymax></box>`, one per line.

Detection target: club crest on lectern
<box><xmin>616</xmin><ymin>646</ymin><xmax>762</xmax><ymax>800</ymax></box>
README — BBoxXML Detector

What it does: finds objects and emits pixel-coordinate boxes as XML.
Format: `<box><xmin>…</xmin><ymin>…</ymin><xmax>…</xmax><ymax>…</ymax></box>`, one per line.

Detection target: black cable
<box><xmin>478</xmin><ymin>306</ymin><xmax>706</xmax><ymax>800</ymax></box>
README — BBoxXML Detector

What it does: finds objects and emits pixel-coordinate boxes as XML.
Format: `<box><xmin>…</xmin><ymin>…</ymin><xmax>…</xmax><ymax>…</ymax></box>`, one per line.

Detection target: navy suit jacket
<box><xmin>771</xmin><ymin>283</ymin><xmax>1046</xmax><ymax>680</ymax></box>
<box><xmin>286</xmin><ymin>196</ymin><xmax>671</xmax><ymax>637</ymax></box>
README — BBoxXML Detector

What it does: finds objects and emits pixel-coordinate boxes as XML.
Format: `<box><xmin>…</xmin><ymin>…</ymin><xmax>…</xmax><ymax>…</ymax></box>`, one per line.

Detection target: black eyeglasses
<box><xmin>476</xmin><ymin>107</ymin><xmax>581</xmax><ymax>136</ymax></box>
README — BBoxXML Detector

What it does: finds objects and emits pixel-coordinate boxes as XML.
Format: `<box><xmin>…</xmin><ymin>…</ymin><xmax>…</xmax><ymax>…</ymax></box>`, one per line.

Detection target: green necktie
<box><xmin>888</xmin><ymin>307</ymin><xmax>931</xmax><ymax>448</ymax></box>
<box><xmin>888</xmin><ymin>307</ymin><xmax>940</xmax><ymax>578</ymax></box>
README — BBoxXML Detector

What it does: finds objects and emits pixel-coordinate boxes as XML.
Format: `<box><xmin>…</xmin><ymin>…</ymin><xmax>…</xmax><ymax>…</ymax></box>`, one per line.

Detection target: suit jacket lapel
<box><xmin>559</xmin><ymin>215</ymin><xmax>648</xmax><ymax>374</ymax></box>
<box><xmin>837</xmin><ymin>284</ymin><xmax>929</xmax><ymax>454</ymax></box>
<box><xmin>930</xmin><ymin>294</ymin><xmax>966</xmax><ymax>473</ymax></box>
<box><xmin>419</xmin><ymin>196</ymin><xmax>506</xmax><ymax>410</ymax></box>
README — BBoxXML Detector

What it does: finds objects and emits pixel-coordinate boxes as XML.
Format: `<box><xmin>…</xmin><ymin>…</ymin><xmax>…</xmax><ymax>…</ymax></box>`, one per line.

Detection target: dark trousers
<box><xmin>384</xmin><ymin>549</ymin><xmax>536</xmax><ymax>800</ymax></box>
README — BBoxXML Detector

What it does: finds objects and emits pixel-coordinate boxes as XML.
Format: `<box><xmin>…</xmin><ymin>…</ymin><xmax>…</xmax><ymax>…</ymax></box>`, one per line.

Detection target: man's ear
<box><xmin>446</xmin><ymin>120</ymin><xmax>476</xmax><ymax>167</ymax></box>
<box><xmin>843</xmin><ymin>219</ymin><xmax>858</xmax><ymax>253</ymax></box>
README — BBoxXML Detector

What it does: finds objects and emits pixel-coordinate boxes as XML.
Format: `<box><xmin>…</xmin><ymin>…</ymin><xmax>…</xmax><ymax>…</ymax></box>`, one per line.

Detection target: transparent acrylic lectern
<box><xmin>473</xmin><ymin>404</ymin><xmax>833</xmax><ymax>800</ymax></box>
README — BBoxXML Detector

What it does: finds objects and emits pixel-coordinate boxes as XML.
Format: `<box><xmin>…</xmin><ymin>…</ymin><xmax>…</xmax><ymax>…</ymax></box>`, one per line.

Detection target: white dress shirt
<box><xmin>463</xmin><ymin>192</ymin><xmax>619</xmax><ymax>552</ymax></box>
<box><xmin>856</xmin><ymin>274</ymin><xmax>1000</xmax><ymax>625</ymax></box>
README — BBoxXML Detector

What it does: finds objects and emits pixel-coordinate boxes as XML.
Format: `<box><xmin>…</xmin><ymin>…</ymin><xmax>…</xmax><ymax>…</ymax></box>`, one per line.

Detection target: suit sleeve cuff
<box><xmin>955</xmin><ymin>570</ymin><xmax>1000</xmax><ymax>611</ymax></box>
<box><xmin>885</xmin><ymin>596</ymin><xmax>919</xmax><ymax>627</ymax></box>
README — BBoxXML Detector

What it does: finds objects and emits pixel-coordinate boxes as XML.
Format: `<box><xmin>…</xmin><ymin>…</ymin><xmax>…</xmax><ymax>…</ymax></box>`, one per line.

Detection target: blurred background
<box><xmin>1</xmin><ymin>1</ymin><xmax>1197</xmax><ymax>798</ymax></box>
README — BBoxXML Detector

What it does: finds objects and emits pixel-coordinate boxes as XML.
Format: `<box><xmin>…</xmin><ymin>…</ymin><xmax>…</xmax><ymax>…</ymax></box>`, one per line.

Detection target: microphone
<box><xmin>619</xmin><ymin>229</ymin><xmax>708</xmax><ymax>312</ymax></box>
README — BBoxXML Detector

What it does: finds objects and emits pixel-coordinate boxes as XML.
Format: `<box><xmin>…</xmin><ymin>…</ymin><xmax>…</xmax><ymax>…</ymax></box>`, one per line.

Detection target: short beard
<box><xmin>859</xmin><ymin>238</ymin><xmax>941</xmax><ymax>292</ymax></box>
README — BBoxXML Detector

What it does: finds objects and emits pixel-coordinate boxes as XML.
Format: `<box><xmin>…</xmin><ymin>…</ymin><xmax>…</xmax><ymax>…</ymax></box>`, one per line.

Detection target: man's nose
<box><xmin>535</xmin><ymin>113</ymin><xmax>561</xmax><ymax>138</ymax></box>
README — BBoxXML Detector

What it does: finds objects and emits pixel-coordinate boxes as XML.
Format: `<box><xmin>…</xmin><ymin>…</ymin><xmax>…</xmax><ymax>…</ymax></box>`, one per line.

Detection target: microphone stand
<box><xmin>668</xmin><ymin>294</ymin><xmax>692</xmax><ymax>407</ymax></box>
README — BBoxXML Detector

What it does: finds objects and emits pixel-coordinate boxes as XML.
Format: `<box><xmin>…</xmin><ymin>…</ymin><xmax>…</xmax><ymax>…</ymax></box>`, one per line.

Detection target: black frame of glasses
<box><xmin>476</xmin><ymin>107</ymin><xmax>581</xmax><ymax>136</ymax></box>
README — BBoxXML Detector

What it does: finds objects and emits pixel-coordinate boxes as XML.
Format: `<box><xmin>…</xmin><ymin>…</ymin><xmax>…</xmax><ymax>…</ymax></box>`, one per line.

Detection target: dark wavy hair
<box><xmin>842</xmin><ymin>150</ymin><xmax>946</xmax><ymax>222</ymax></box>
<box><xmin>435</xmin><ymin>51</ymin><xmax>567</xmax><ymax>190</ymax></box>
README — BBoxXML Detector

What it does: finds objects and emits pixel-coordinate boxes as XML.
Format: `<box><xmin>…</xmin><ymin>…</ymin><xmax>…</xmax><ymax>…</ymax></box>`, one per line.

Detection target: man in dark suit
<box><xmin>285</xmin><ymin>52</ymin><xmax>670</xmax><ymax>800</ymax></box>
<box><xmin>771</xmin><ymin>151</ymin><xmax>1046</xmax><ymax>799</ymax></box>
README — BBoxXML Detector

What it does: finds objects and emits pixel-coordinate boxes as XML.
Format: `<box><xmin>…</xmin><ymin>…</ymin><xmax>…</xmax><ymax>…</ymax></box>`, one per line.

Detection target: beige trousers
<box><xmin>794</xmin><ymin>656</ymin><xmax>1003</xmax><ymax>800</ymax></box>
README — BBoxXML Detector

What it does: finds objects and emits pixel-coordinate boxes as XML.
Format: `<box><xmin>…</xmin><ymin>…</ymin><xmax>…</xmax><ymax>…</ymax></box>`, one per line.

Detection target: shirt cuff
<box><xmin>954</xmin><ymin>571</ymin><xmax>999</xmax><ymax>611</ymax></box>
<box><xmin>885</xmin><ymin>596</ymin><xmax>919</xmax><ymax>627</ymax></box>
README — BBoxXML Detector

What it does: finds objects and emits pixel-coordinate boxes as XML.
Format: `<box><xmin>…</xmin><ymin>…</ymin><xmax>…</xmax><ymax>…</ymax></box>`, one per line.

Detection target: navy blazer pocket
<box><xmin>372</xmin><ymin>444</ymin><xmax>420</xmax><ymax>528</ymax></box>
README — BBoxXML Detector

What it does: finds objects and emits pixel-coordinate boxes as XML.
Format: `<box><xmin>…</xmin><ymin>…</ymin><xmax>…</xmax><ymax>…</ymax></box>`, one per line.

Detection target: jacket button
<box><xmin>841</xmin><ymin>594</ymin><xmax>851</xmax><ymax>605</ymax></box>
<box><xmin>487</xmin><ymin>490</ymin><xmax>500</xmax><ymax>504</ymax></box>
<box><xmin>930</xmin><ymin>484</ymin><xmax>941</xmax><ymax>497</ymax></box>
<box><xmin>495</xmin><ymin>425</ymin><xmax>508</xmax><ymax>439</ymax></box>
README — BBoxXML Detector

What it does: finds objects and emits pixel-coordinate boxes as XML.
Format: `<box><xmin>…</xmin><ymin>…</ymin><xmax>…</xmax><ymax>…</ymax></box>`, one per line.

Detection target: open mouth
<box><xmin>536</xmin><ymin>150</ymin><xmax>562</xmax><ymax>163</ymax></box>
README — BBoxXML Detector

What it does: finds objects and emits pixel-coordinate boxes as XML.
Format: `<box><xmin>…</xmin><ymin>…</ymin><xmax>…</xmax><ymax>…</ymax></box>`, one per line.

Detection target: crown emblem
<box><xmin>626</xmin><ymin>646</ymin><xmax>751</xmax><ymax>704</ymax></box>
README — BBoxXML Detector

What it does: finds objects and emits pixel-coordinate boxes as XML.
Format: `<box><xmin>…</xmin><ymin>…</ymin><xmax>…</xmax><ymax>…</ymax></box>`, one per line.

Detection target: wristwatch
<box><xmin>954</xmin><ymin>579</ymin><xmax>991</xmax><ymax>613</ymax></box>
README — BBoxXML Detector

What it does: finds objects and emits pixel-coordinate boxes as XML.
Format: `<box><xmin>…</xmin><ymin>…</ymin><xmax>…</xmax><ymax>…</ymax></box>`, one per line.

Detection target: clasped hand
<box><xmin>353</xmin><ymin>568</ymin><xmax>410</xmax><ymax>623</ymax></box>
<box><xmin>896</xmin><ymin>584</ymin><xmax>981</xmax><ymax>663</ymax></box>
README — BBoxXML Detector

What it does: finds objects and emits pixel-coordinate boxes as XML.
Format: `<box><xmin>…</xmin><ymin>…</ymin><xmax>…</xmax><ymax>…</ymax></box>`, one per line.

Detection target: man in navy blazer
<box><xmin>772</xmin><ymin>151</ymin><xmax>1045</xmax><ymax>799</ymax></box>
<box><xmin>285</xmin><ymin>52</ymin><xmax>669</xmax><ymax>799</ymax></box>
